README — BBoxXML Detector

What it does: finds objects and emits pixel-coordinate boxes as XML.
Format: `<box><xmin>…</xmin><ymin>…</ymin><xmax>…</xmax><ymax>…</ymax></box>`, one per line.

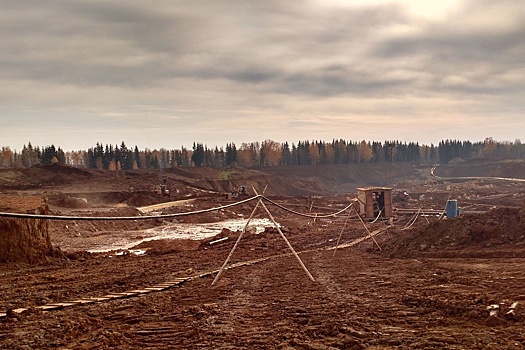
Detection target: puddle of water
<box><xmin>145</xmin><ymin>218</ymin><xmax>277</xmax><ymax>240</ymax></box>
<box><xmin>115</xmin><ymin>249</ymin><xmax>147</xmax><ymax>256</ymax></box>
<box><xmin>88</xmin><ymin>218</ymin><xmax>277</xmax><ymax>253</ymax></box>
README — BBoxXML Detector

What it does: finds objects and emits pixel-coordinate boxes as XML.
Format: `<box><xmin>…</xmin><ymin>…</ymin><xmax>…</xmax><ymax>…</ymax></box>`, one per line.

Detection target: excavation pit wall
<box><xmin>0</xmin><ymin>206</ymin><xmax>63</xmax><ymax>264</ymax></box>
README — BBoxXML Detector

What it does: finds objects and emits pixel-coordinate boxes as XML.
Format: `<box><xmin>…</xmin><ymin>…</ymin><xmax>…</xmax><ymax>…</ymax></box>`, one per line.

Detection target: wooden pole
<box><xmin>211</xmin><ymin>185</ymin><xmax>268</xmax><ymax>285</ymax></box>
<box><xmin>255</xmin><ymin>188</ymin><xmax>316</xmax><ymax>282</ymax></box>
<box><xmin>352</xmin><ymin>202</ymin><xmax>382</xmax><ymax>251</ymax></box>
<box><xmin>307</xmin><ymin>201</ymin><xmax>315</xmax><ymax>226</ymax></box>
<box><xmin>333</xmin><ymin>205</ymin><xmax>355</xmax><ymax>256</ymax></box>
<box><xmin>388</xmin><ymin>143</ymin><xmax>395</xmax><ymax>185</ymax></box>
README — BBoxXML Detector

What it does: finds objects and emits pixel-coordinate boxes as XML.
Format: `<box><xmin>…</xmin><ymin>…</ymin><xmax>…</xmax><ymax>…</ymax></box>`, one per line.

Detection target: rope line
<box><xmin>0</xmin><ymin>195</ymin><xmax>356</xmax><ymax>221</ymax></box>
<box><xmin>261</xmin><ymin>196</ymin><xmax>354</xmax><ymax>218</ymax></box>
<box><xmin>400</xmin><ymin>208</ymin><xmax>421</xmax><ymax>230</ymax></box>
<box><xmin>369</xmin><ymin>209</ymin><xmax>383</xmax><ymax>224</ymax></box>
<box><xmin>0</xmin><ymin>195</ymin><xmax>261</xmax><ymax>221</ymax></box>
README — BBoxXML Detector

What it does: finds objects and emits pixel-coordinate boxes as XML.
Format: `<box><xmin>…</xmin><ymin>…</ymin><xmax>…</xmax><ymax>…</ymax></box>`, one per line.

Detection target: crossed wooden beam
<box><xmin>212</xmin><ymin>185</ymin><xmax>315</xmax><ymax>285</ymax></box>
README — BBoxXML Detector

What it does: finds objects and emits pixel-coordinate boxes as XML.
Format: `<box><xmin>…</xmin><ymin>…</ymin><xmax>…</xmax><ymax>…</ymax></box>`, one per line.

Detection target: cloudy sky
<box><xmin>1</xmin><ymin>0</ymin><xmax>524</xmax><ymax>151</ymax></box>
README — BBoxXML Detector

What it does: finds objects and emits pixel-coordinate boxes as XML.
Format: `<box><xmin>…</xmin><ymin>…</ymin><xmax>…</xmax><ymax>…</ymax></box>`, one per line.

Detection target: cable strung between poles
<box><xmin>212</xmin><ymin>185</ymin><xmax>269</xmax><ymax>285</ymax></box>
<box><xmin>261</xmin><ymin>196</ymin><xmax>354</xmax><ymax>218</ymax></box>
<box><xmin>0</xmin><ymin>196</ymin><xmax>357</xmax><ymax>221</ymax></box>
<box><xmin>0</xmin><ymin>195</ymin><xmax>262</xmax><ymax>221</ymax></box>
<box><xmin>369</xmin><ymin>209</ymin><xmax>383</xmax><ymax>224</ymax></box>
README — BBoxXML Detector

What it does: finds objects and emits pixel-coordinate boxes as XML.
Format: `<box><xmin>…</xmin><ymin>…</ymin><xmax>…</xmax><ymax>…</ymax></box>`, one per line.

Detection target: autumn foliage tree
<box><xmin>358</xmin><ymin>140</ymin><xmax>373</xmax><ymax>163</ymax></box>
<box><xmin>0</xmin><ymin>147</ymin><xmax>14</xmax><ymax>168</ymax></box>
<box><xmin>237</xmin><ymin>143</ymin><xmax>258</xmax><ymax>167</ymax></box>
<box><xmin>1</xmin><ymin>138</ymin><xmax>525</xmax><ymax>170</ymax></box>
<box><xmin>260</xmin><ymin>140</ymin><xmax>281</xmax><ymax>166</ymax></box>
<box><xmin>482</xmin><ymin>137</ymin><xmax>497</xmax><ymax>158</ymax></box>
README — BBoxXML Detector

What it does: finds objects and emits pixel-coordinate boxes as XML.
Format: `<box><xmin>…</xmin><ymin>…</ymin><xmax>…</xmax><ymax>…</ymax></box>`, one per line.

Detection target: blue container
<box><xmin>446</xmin><ymin>199</ymin><xmax>458</xmax><ymax>219</ymax></box>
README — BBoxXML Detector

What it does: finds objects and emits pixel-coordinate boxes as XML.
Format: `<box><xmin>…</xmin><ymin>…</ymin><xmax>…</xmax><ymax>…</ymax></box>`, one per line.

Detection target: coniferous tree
<box><xmin>21</xmin><ymin>142</ymin><xmax>39</xmax><ymax>168</ymax></box>
<box><xmin>281</xmin><ymin>142</ymin><xmax>291</xmax><ymax>165</ymax></box>
<box><xmin>191</xmin><ymin>143</ymin><xmax>205</xmax><ymax>167</ymax></box>
<box><xmin>182</xmin><ymin>147</ymin><xmax>191</xmax><ymax>166</ymax></box>
<box><xmin>225</xmin><ymin>143</ymin><xmax>237</xmax><ymax>167</ymax></box>
<box><xmin>133</xmin><ymin>146</ymin><xmax>141</xmax><ymax>169</ymax></box>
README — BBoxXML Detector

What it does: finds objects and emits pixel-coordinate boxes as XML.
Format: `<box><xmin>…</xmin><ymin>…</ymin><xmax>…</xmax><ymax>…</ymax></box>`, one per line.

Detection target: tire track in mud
<box><xmin>431</xmin><ymin>165</ymin><xmax>525</xmax><ymax>182</ymax></box>
<box><xmin>0</xmin><ymin>228</ymin><xmax>389</xmax><ymax>321</ymax></box>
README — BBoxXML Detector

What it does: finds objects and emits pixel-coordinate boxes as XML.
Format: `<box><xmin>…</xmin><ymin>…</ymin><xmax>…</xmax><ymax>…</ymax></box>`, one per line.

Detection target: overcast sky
<box><xmin>1</xmin><ymin>0</ymin><xmax>524</xmax><ymax>151</ymax></box>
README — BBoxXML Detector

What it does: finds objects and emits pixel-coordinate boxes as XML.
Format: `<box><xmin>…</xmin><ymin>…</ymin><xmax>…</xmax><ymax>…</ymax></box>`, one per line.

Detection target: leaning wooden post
<box><xmin>212</xmin><ymin>186</ymin><xmax>267</xmax><ymax>285</ymax></box>
<box><xmin>307</xmin><ymin>200</ymin><xmax>315</xmax><ymax>226</ymax></box>
<box><xmin>423</xmin><ymin>209</ymin><xmax>430</xmax><ymax>224</ymax></box>
<box><xmin>352</xmin><ymin>202</ymin><xmax>382</xmax><ymax>251</ymax></box>
<box><xmin>333</xmin><ymin>205</ymin><xmax>355</xmax><ymax>256</ymax></box>
<box><xmin>256</xmin><ymin>189</ymin><xmax>316</xmax><ymax>282</ymax></box>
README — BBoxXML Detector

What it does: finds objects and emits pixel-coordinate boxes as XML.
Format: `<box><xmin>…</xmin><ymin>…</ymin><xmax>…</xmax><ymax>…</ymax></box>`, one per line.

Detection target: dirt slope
<box><xmin>434</xmin><ymin>158</ymin><xmax>525</xmax><ymax>179</ymax></box>
<box><xmin>383</xmin><ymin>203</ymin><xmax>525</xmax><ymax>258</ymax></box>
<box><xmin>0</xmin><ymin>162</ymin><xmax>421</xmax><ymax>198</ymax></box>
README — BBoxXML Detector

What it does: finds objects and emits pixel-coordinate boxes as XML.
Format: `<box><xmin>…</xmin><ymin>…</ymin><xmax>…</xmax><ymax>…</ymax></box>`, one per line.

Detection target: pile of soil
<box><xmin>0</xmin><ymin>205</ymin><xmax>63</xmax><ymax>263</ymax></box>
<box><xmin>383</xmin><ymin>202</ymin><xmax>525</xmax><ymax>258</ymax></box>
<box><xmin>47</xmin><ymin>193</ymin><xmax>91</xmax><ymax>209</ymax></box>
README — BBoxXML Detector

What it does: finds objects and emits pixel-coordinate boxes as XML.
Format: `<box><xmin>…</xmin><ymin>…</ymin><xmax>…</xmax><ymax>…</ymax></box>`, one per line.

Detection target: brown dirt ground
<box><xmin>1</xmin><ymin>160</ymin><xmax>525</xmax><ymax>349</ymax></box>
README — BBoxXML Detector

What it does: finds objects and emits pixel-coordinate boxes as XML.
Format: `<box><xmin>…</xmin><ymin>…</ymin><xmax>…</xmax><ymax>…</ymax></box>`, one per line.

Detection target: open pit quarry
<box><xmin>1</xmin><ymin>159</ymin><xmax>524</xmax><ymax>349</ymax></box>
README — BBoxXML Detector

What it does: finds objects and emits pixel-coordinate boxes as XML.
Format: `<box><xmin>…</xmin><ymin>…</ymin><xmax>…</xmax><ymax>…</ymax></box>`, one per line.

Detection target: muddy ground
<box><xmin>1</xmin><ymin>160</ymin><xmax>525</xmax><ymax>349</ymax></box>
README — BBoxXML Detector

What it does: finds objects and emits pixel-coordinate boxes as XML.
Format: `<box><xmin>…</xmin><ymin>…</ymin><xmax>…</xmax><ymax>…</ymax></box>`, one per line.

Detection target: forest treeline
<box><xmin>0</xmin><ymin>138</ymin><xmax>523</xmax><ymax>170</ymax></box>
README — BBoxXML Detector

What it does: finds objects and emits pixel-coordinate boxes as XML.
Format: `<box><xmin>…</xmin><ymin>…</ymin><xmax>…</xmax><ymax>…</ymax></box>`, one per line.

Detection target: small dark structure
<box><xmin>356</xmin><ymin>187</ymin><xmax>393</xmax><ymax>219</ymax></box>
<box><xmin>446</xmin><ymin>199</ymin><xmax>460</xmax><ymax>219</ymax></box>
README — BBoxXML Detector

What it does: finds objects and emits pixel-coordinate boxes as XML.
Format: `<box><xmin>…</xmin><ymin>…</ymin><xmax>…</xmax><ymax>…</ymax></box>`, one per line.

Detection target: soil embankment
<box><xmin>0</xmin><ymin>162</ymin><xmax>422</xmax><ymax>198</ymax></box>
<box><xmin>0</xmin><ymin>203</ymin><xmax>63</xmax><ymax>263</ymax></box>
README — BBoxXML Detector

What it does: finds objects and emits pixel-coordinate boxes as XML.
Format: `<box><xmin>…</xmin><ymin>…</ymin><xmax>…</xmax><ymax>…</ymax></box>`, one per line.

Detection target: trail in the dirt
<box><xmin>431</xmin><ymin>164</ymin><xmax>525</xmax><ymax>182</ymax></box>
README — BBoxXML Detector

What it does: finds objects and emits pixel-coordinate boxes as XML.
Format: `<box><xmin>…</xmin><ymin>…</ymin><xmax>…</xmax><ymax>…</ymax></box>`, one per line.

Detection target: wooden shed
<box><xmin>356</xmin><ymin>187</ymin><xmax>393</xmax><ymax>219</ymax></box>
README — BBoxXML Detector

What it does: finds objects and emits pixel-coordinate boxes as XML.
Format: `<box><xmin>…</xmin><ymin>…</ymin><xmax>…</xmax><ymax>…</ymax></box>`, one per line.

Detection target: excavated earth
<box><xmin>0</xmin><ymin>160</ymin><xmax>525</xmax><ymax>349</ymax></box>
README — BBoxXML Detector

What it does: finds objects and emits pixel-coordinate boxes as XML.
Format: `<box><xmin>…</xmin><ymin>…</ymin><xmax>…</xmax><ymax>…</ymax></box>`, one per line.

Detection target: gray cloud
<box><xmin>0</xmin><ymin>0</ymin><xmax>524</xmax><ymax>150</ymax></box>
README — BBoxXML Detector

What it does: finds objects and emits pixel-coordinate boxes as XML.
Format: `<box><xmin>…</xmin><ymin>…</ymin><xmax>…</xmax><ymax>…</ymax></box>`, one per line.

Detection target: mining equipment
<box><xmin>154</xmin><ymin>184</ymin><xmax>170</xmax><ymax>196</ymax></box>
<box><xmin>395</xmin><ymin>191</ymin><xmax>410</xmax><ymax>202</ymax></box>
<box><xmin>231</xmin><ymin>185</ymin><xmax>248</xmax><ymax>198</ymax></box>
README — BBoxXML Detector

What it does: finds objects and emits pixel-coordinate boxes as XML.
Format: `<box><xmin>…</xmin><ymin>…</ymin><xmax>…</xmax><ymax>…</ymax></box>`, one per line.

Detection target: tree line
<box><xmin>0</xmin><ymin>138</ymin><xmax>523</xmax><ymax>169</ymax></box>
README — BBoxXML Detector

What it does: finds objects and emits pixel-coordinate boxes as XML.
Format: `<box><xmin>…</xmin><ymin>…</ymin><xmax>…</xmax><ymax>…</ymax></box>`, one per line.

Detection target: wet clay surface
<box><xmin>1</xmin><ymin>160</ymin><xmax>525</xmax><ymax>349</ymax></box>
